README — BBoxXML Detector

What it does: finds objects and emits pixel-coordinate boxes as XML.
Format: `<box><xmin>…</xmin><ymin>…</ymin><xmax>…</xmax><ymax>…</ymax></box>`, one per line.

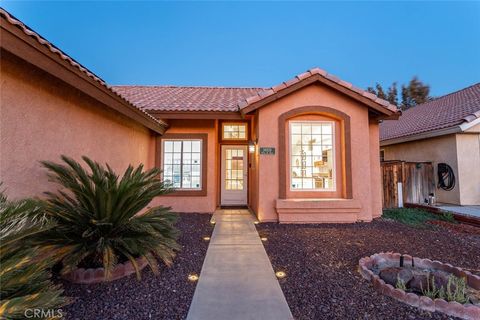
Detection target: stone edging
<box><xmin>62</xmin><ymin>257</ymin><xmax>148</xmax><ymax>284</ymax></box>
<box><xmin>358</xmin><ymin>252</ymin><xmax>480</xmax><ymax>320</ymax></box>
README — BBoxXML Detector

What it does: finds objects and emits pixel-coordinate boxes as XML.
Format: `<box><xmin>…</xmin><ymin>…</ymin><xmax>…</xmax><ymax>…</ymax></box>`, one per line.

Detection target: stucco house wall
<box><xmin>456</xmin><ymin>132</ymin><xmax>480</xmax><ymax>205</ymax></box>
<box><xmin>0</xmin><ymin>52</ymin><xmax>156</xmax><ymax>199</ymax></box>
<box><xmin>255</xmin><ymin>83</ymin><xmax>382</xmax><ymax>222</ymax></box>
<box><xmin>150</xmin><ymin>119</ymin><xmax>218</xmax><ymax>213</ymax></box>
<box><xmin>382</xmin><ymin>132</ymin><xmax>480</xmax><ymax>205</ymax></box>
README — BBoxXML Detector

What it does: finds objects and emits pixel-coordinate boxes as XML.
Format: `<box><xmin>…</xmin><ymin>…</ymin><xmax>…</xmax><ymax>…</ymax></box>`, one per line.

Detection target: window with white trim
<box><xmin>162</xmin><ymin>140</ymin><xmax>202</xmax><ymax>189</ymax></box>
<box><xmin>290</xmin><ymin>121</ymin><xmax>335</xmax><ymax>190</ymax></box>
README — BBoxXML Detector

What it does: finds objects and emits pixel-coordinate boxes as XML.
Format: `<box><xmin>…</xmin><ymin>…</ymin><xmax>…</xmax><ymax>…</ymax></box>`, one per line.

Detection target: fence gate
<box><xmin>381</xmin><ymin>161</ymin><xmax>435</xmax><ymax>208</ymax></box>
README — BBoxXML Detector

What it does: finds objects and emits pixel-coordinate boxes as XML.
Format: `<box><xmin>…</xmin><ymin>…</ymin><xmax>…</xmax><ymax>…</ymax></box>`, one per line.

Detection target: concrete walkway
<box><xmin>186</xmin><ymin>209</ymin><xmax>293</xmax><ymax>320</ymax></box>
<box><xmin>437</xmin><ymin>205</ymin><xmax>480</xmax><ymax>218</ymax></box>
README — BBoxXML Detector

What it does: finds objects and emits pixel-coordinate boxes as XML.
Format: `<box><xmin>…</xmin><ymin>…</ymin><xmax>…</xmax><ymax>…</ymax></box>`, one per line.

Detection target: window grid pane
<box><xmin>290</xmin><ymin>122</ymin><xmax>334</xmax><ymax>190</ymax></box>
<box><xmin>223</xmin><ymin>124</ymin><xmax>247</xmax><ymax>140</ymax></box>
<box><xmin>163</xmin><ymin>139</ymin><xmax>202</xmax><ymax>190</ymax></box>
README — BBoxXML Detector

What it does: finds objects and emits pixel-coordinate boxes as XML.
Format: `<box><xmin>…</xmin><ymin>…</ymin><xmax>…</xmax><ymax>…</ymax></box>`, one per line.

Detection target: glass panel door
<box><xmin>221</xmin><ymin>145</ymin><xmax>248</xmax><ymax>205</ymax></box>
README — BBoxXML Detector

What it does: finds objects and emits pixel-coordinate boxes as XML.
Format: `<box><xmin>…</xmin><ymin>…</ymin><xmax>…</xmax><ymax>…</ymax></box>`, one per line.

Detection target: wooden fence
<box><xmin>381</xmin><ymin>161</ymin><xmax>435</xmax><ymax>208</ymax></box>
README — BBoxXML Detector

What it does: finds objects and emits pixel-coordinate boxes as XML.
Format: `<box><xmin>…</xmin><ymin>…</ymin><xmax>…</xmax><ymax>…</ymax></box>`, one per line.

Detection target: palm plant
<box><xmin>39</xmin><ymin>155</ymin><xmax>180</xmax><ymax>280</ymax></box>
<box><xmin>0</xmin><ymin>190</ymin><xmax>68</xmax><ymax>320</ymax></box>
<box><xmin>0</xmin><ymin>190</ymin><xmax>51</xmax><ymax>250</ymax></box>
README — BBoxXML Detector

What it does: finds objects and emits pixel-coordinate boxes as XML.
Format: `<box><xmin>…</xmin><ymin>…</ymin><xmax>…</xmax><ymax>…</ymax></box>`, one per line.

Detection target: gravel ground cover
<box><xmin>61</xmin><ymin>213</ymin><xmax>212</xmax><ymax>320</ymax></box>
<box><xmin>257</xmin><ymin>218</ymin><xmax>480</xmax><ymax>320</ymax></box>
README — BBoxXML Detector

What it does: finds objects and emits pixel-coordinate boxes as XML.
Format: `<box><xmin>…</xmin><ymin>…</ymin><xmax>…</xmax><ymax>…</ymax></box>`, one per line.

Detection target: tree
<box><xmin>386</xmin><ymin>82</ymin><xmax>398</xmax><ymax>106</ymax></box>
<box><xmin>367</xmin><ymin>82</ymin><xmax>396</xmax><ymax>105</ymax></box>
<box><xmin>367</xmin><ymin>77</ymin><xmax>430</xmax><ymax>110</ymax></box>
<box><xmin>400</xmin><ymin>77</ymin><xmax>430</xmax><ymax>110</ymax></box>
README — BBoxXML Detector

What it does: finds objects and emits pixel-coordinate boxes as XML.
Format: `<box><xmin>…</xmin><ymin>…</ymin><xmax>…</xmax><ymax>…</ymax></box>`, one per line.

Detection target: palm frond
<box><xmin>0</xmin><ymin>190</ymin><xmax>68</xmax><ymax>319</ymax></box>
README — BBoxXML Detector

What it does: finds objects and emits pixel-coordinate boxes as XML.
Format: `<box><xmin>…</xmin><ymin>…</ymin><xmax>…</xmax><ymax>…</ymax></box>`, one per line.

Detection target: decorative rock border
<box><xmin>62</xmin><ymin>257</ymin><xmax>148</xmax><ymax>284</ymax></box>
<box><xmin>358</xmin><ymin>253</ymin><xmax>480</xmax><ymax>320</ymax></box>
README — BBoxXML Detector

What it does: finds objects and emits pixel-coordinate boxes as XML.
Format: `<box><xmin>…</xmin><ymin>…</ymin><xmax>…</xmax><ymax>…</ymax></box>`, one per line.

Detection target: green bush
<box><xmin>39</xmin><ymin>156</ymin><xmax>180</xmax><ymax>280</ymax></box>
<box><xmin>0</xmin><ymin>191</ymin><xmax>68</xmax><ymax>319</ymax></box>
<box><xmin>383</xmin><ymin>207</ymin><xmax>457</xmax><ymax>228</ymax></box>
<box><xmin>383</xmin><ymin>208</ymin><xmax>439</xmax><ymax>227</ymax></box>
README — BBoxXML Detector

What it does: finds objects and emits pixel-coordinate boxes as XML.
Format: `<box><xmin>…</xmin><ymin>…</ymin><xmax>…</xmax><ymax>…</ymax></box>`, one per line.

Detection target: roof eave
<box><xmin>146</xmin><ymin>110</ymin><xmax>243</xmax><ymax>120</ymax></box>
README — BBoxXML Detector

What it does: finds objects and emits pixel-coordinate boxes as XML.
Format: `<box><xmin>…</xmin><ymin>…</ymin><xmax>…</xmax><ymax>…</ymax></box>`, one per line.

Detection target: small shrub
<box><xmin>421</xmin><ymin>274</ymin><xmax>469</xmax><ymax>304</ymax></box>
<box><xmin>445</xmin><ymin>275</ymin><xmax>468</xmax><ymax>304</ymax></box>
<box><xmin>396</xmin><ymin>276</ymin><xmax>407</xmax><ymax>291</ymax></box>
<box><xmin>38</xmin><ymin>156</ymin><xmax>180</xmax><ymax>280</ymax></box>
<box><xmin>422</xmin><ymin>276</ymin><xmax>440</xmax><ymax>299</ymax></box>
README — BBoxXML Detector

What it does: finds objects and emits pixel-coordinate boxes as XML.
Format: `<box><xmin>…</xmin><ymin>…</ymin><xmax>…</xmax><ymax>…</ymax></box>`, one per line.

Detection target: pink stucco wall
<box><xmin>150</xmin><ymin>119</ymin><xmax>218</xmax><ymax>213</ymax></box>
<box><xmin>0</xmin><ymin>54</ymin><xmax>156</xmax><ymax>200</ymax></box>
<box><xmin>255</xmin><ymin>83</ymin><xmax>382</xmax><ymax>222</ymax></box>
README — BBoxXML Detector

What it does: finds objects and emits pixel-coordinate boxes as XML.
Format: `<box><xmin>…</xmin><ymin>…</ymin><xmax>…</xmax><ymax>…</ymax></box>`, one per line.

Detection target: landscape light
<box><xmin>188</xmin><ymin>273</ymin><xmax>199</xmax><ymax>282</ymax></box>
<box><xmin>275</xmin><ymin>271</ymin><xmax>286</xmax><ymax>279</ymax></box>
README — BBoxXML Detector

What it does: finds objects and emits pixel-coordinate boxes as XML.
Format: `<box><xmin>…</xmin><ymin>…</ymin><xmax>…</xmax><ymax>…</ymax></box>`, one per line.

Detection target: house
<box><xmin>1</xmin><ymin>8</ymin><xmax>399</xmax><ymax>223</ymax></box>
<box><xmin>380</xmin><ymin>84</ymin><xmax>480</xmax><ymax>206</ymax></box>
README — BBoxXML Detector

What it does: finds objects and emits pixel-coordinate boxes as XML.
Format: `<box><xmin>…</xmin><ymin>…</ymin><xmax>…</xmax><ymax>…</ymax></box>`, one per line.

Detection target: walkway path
<box><xmin>437</xmin><ymin>205</ymin><xmax>480</xmax><ymax>218</ymax></box>
<box><xmin>186</xmin><ymin>209</ymin><xmax>293</xmax><ymax>320</ymax></box>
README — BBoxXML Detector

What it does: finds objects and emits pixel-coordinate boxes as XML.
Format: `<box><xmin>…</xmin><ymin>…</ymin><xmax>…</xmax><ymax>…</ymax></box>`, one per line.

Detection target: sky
<box><xmin>2</xmin><ymin>1</ymin><xmax>479</xmax><ymax>97</ymax></box>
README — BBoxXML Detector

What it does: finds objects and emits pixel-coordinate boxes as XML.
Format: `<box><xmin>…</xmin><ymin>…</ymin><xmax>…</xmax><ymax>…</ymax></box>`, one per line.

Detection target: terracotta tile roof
<box><xmin>380</xmin><ymin>83</ymin><xmax>480</xmax><ymax>142</ymax></box>
<box><xmin>238</xmin><ymin>68</ymin><xmax>398</xmax><ymax>114</ymax></box>
<box><xmin>0</xmin><ymin>8</ymin><xmax>166</xmax><ymax>129</ymax></box>
<box><xmin>113</xmin><ymin>68</ymin><xmax>398</xmax><ymax>116</ymax></box>
<box><xmin>112</xmin><ymin>86</ymin><xmax>263</xmax><ymax>112</ymax></box>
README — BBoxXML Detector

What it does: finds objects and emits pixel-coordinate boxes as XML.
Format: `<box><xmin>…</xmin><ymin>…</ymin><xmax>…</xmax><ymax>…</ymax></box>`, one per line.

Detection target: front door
<box><xmin>221</xmin><ymin>145</ymin><xmax>248</xmax><ymax>206</ymax></box>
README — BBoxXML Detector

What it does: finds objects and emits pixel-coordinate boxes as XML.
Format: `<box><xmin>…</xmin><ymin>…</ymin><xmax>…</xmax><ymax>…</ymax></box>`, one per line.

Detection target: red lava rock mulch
<box><xmin>60</xmin><ymin>213</ymin><xmax>213</xmax><ymax>320</ymax></box>
<box><xmin>257</xmin><ymin>218</ymin><xmax>480</xmax><ymax>320</ymax></box>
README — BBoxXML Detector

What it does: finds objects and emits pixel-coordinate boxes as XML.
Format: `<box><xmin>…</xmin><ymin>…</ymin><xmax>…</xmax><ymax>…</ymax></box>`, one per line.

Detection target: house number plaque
<box><xmin>260</xmin><ymin>147</ymin><xmax>275</xmax><ymax>155</ymax></box>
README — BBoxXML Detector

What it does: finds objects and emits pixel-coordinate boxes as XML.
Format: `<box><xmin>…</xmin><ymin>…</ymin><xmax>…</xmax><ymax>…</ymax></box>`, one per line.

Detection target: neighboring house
<box><xmin>380</xmin><ymin>84</ymin><xmax>480</xmax><ymax>206</ymax></box>
<box><xmin>1</xmin><ymin>9</ymin><xmax>399</xmax><ymax>223</ymax></box>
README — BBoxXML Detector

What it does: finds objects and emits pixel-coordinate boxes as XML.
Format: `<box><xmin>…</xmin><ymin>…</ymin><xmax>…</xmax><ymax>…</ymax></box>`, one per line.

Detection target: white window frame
<box><xmin>161</xmin><ymin>139</ymin><xmax>203</xmax><ymax>190</ymax></box>
<box><xmin>289</xmin><ymin>120</ymin><xmax>336</xmax><ymax>192</ymax></box>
